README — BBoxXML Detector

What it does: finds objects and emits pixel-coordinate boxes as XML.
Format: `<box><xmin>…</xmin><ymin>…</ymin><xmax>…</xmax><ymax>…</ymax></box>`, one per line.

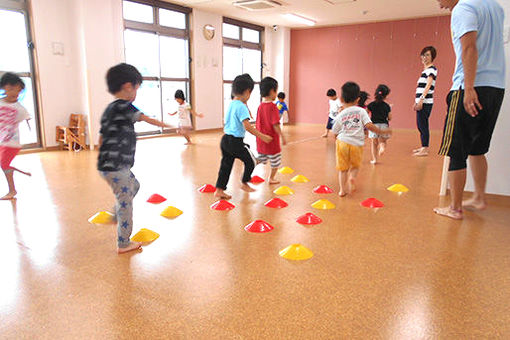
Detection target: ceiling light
<box><xmin>282</xmin><ymin>13</ymin><xmax>316</xmax><ymax>26</ymax></box>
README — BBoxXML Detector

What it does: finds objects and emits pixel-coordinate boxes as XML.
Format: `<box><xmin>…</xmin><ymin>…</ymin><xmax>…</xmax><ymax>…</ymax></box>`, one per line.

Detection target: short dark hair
<box><xmin>341</xmin><ymin>82</ymin><xmax>360</xmax><ymax>104</ymax></box>
<box><xmin>358</xmin><ymin>91</ymin><xmax>369</xmax><ymax>107</ymax></box>
<box><xmin>260</xmin><ymin>77</ymin><xmax>278</xmax><ymax>97</ymax></box>
<box><xmin>174</xmin><ymin>89</ymin><xmax>185</xmax><ymax>100</ymax></box>
<box><xmin>0</xmin><ymin>72</ymin><xmax>25</xmax><ymax>89</ymax></box>
<box><xmin>277</xmin><ymin>92</ymin><xmax>286</xmax><ymax>100</ymax></box>
<box><xmin>375</xmin><ymin>84</ymin><xmax>391</xmax><ymax>102</ymax></box>
<box><xmin>326</xmin><ymin>88</ymin><xmax>336</xmax><ymax>97</ymax></box>
<box><xmin>420</xmin><ymin>46</ymin><xmax>437</xmax><ymax>61</ymax></box>
<box><xmin>232</xmin><ymin>73</ymin><xmax>255</xmax><ymax>96</ymax></box>
<box><xmin>106</xmin><ymin>63</ymin><xmax>142</xmax><ymax>94</ymax></box>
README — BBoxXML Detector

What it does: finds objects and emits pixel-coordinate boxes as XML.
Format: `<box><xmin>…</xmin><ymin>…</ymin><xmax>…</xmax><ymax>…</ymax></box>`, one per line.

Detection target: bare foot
<box><xmin>433</xmin><ymin>206</ymin><xmax>463</xmax><ymax>220</ymax></box>
<box><xmin>413</xmin><ymin>150</ymin><xmax>429</xmax><ymax>157</ymax></box>
<box><xmin>214</xmin><ymin>189</ymin><xmax>232</xmax><ymax>200</ymax></box>
<box><xmin>412</xmin><ymin>147</ymin><xmax>423</xmax><ymax>153</ymax></box>
<box><xmin>462</xmin><ymin>198</ymin><xmax>487</xmax><ymax>211</ymax></box>
<box><xmin>338</xmin><ymin>191</ymin><xmax>348</xmax><ymax>197</ymax></box>
<box><xmin>321</xmin><ymin>133</ymin><xmax>328</xmax><ymax>138</ymax></box>
<box><xmin>348</xmin><ymin>178</ymin><xmax>356</xmax><ymax>193</ymax></box>
<box><xmin>240</xmin><ymin>183</ymin><xmax>256</xmax><ymax>192</ymax></box>
<box><xmin>268</xmin><ymin>179</ymin><xmax>280</xmax><ymax>185</ymax></box>
<box><xmin>0</xmin><ymin>191</ymin><xmax>17</xmax><ymax>200</ymax></box>
<box><xmin>117</xmin><ymin>241</ymin><xmax>142</xmax><ymax>254</ymax></box>
<box><xmin>370</xmin><ymin>160</ymin><xmax>377</xmax><ymax>164</ymax></box>
<box><xmin>378</xmin><ymin>144</ymin><xmax>386</xmax><ymax>156</ymax></box>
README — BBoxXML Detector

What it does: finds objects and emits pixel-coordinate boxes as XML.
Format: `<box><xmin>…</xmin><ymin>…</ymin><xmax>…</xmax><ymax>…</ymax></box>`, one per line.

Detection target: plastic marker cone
<box><xmin>264</xmin><ymin>198</ymin><xmax>288</xmax><ymax>209</ymax></box>
<box><xmin>244</xmin><ymin>219</ymin><xmax>274</xmax><ymax>233</ymax></box>
<box><xmin>250</xmin><ymin>176</ymin><xmax>265</xmax><ymax>184</ymax></box>
<box><xmin>147</xmin><ymin>194</ymin><xmax>167</xmax><ymax>204</ymax></box>
<box><xmin>160</xmin><ymin>206</ymin><xmax>183</xmax><ymax>218</ymax></box>
<box><xmin>198</xmin><ymin>184</ymin><xmax>216</xmax><ymax>193</ymax></box>
<box><xmin>279</xmin><ymin>244</ymin><xmax>314</xmax><ymax>260</ymax></box>
<box><xmin>210</xmin><ymin>200</ymin><xmax>236</xmax><ymax>211</ymax></box>
<box><xmin>88</xmin><ymin>211</ymin><xmax>115</xmax><ymax>225</ymax></box>
<box><xmin>311</xmin><ymin>199</ymin><xmax>336</xmax><ymax>210</ymax></box>
<box><xmin>291</xmin><ymin>175</ymin><xmax>309</xmax><ymax>183</ymax></box>
<box><xmin>313</xmin><ymin>185</ymin><xmax>334</xmax><ymax>194</ymax></box>
<box><xmin>131</xmin><ymin>228</ymin><xmax>160</xmax><ymax>243</ymax></box>
<box><xmin>387</xmin><ymin>184</ymin><xmax>409</xmax><ymax>193</ymax></box>
<box><xmin>273</xmin><ymin>186</ymin><xmax>294</xmax><ymax>195</ymax></box>
<box><xmin>296</xmin><ymin>212</ymin><xmax>322</xmax><ymax>225</ymax></box>
<box><xmin>361</xmin><ymin>198</ymin><xmax>384</xmax><ymax>208</ymax></box>
<box><xmin>278</xmin><ymin>166</ymin><xmax>294</xmax><ymax>174</ymax></box>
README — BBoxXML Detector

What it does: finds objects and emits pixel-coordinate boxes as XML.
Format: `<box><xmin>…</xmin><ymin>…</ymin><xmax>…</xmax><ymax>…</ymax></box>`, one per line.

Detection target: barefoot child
<box><xmin>332</xmin><ymin>82</ymin><xmax>391</xmax><ymax>197</ymax></box>
<box><xmin>367</xmin><ymin>85</ymin><xmax>392</xmax><ymax>164</ymax></box>
<box><xmin>256</xmin><ymin>77</ymin><xmax>286</xmax><ymax>184</ymax></box>
<box><xmin>168</xmin><ymin>89</ymin><xmax>203</xmax><ymax>144</ymax></box>
<box><xmin>215</xmin><ymin>74</ymin><xmax>272</xmax><ymax>199</ymax></box>
<box><xmin>98</xmin><ymin>63</ymin><xmax>171</xmax><ymax>254</ymax></box>
<box><xmin>0</xmin><ymin>73</ymin><xmax>32</xmax><ymax>200</ymax></box>
<box><xmin>322</xmin><ymin>88</ymin><xmax>342</xmax><ymax>138</ymax></box>
<box><xmin>276</xmin><ymin>92</ymin><xmax>289</xmax><ymax>123</ymax></box>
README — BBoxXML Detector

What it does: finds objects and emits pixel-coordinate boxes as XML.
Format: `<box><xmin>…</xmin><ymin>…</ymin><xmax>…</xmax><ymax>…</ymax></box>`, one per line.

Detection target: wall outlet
<box><xmin>504</xmin><ymin>25</ymin><xmax>510</xmax><ymax>45</ymax></box>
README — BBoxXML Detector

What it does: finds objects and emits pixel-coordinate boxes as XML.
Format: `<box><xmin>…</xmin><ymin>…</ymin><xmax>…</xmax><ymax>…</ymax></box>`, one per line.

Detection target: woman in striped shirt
<box><xmin>413</xmin><ymin>46</ymin><xmax>438</xmax><ymax>157</ymax></box>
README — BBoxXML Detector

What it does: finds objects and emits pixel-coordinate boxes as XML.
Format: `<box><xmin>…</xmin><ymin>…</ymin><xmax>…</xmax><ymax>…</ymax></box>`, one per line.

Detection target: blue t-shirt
<box><xmin>276</xmin><ymin>100</ymin><xmax>288</xmax><ymax>116</ymax></box>
<box><xmin>450</xmin><ymin>0</ymin><xmax>506</xmax><ymax>90</ymax></box>
<box><xmin>224</xmin><ymin>100</ymin><xmax>251</xmax><ymax>138</ymax></box>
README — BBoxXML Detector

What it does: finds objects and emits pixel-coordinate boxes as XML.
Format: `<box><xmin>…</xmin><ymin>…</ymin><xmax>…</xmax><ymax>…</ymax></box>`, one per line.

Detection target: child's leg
<box><xmin>101</xmin><ymin>170</ymin><xmax>142</xmax><ymax>253</ymax></box>
<box><xmin>370</xmin><ymin>138</ymin><xmax>378</xmax><ymax>163</ymax></box>
<box><xmin>1</xmin><ymin>170</ymin><xmax>16</xmax><ymax>200</ymax></box>
<box><xmin>322</xmin><ymin>118</ymin><xmax>332</xmax><ymax>137</ymax></box>
<box><xmin>348</xmin><ymin>167</ymin><xmax>359</xmax><ymax>193</ymax></box>
<box><xmin>378</xmin><ymin>137</ymin><xmax>387</xmax><ymax>156</ymax></box>
<box><xmin>180</xmin><ymin>128</ymin><xmax>192</xmax><ymax>144</ymax></box>
<box><xmin>268</xmin><ymin>153</ymin><xmax>282</xmax><ymax>184</ymax></box>
<box><xmin>348</xmin><ymin>145</ymin><xmax>363</xmax><ymax>193</ymax></box>
<box><xmin>215</xmin><ymin>135</ymin><xmax>235</xmax><ymax>199</ymax></box>
<box><xmin>335</xmin><ymin>140</ymin><xmax>350</xmax><ymax>196</ymax></box>
<box><xmin>338</xmin><ymin>171</ymin><xmax>349</xmax><ymax>197</ymax></box>
<box><xmin>0</xmin><ymin>147</ymin><xmax>22</xmax><ymax>199</ymax></box>
<box><xmin>238</xmin><ymin>143</ymin><xmax>256</xmax><ymax>192</ymax></box>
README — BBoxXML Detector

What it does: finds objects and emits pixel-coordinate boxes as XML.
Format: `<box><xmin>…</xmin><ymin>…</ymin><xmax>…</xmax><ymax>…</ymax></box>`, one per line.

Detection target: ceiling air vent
<box><xmin>233</xmin><ymin>0</ymin><xmax>282</xmax><ymax>11</ymax></box>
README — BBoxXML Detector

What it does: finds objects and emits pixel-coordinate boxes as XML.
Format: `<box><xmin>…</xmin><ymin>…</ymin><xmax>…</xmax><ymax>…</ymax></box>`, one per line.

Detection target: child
<box><xmin>168</xmin><ymin>89</ymin><xmax>203</xmax><ymax>145</ymax></box>
<box><xmin>276</xmin><ymin>92</ymin><xmax>289</xmax><ymax>123</ymax></box>
<box><xmin>322</xmin><ymin>88</ymin><xmax>342</xmax><ymax>138</ymax></box>
<box><xmin>256</xmin><ymin>77</ymin><xmax>286</xmax><ymax>184</ymax></box>
<box><xmin>367</xmin><ymin>85</ymin><xmax>392</xmax><ymax>164</ymax></box>
<box><xmin>98</xmin><ymin>63</ymin><xmax>171</xmax><ymax>254</ymax></box>
<box><xmin>0</xmin><ymin>73</ymin><xmax>31</xmax><ymax>200</ymax></box>
<box><xmin>215</xmin><ymin>74</ymin><xmax>272</xmax><ymax>199</ymax></box>
<box><xmin>332</xmin><ymin>82</ymin><xmax>391</xmax><ymax>197</ymax></box>
<box><xmin>358</xmin><ymin>91</ymin><xmax>369</xmax><ymax>109</ymax></box>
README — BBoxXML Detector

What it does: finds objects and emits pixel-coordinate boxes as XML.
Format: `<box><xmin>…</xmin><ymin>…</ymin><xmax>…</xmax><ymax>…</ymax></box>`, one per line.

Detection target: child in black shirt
<box><xmin>367</xmin><ymin>85</ymin><xmax>392</xmax><ymax>164</ymax></box>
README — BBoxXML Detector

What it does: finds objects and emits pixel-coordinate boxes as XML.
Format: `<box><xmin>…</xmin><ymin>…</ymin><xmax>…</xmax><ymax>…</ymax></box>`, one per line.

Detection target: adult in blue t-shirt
<box><xmin>435</xmin><ymin>0</ymin><xmax>506</xmax><ymax>220</ymax></box>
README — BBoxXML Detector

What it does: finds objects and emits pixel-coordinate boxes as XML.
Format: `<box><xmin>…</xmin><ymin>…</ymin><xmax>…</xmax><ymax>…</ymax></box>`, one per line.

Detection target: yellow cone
<box><xmin>291</xmin><ymin>175</ymin><xmax>309</xmax><ymax>183</ymax></box>
<box><xmin>311</xmin><ymin>199</ymin><xmax>336</xmax><ymax>210</ymax></box>
<box><xmin>160</xmin><ymin>206</ymin><xmax>183</xmax><ymax>218</ymax></box>
<box><xmin>387</xmin><ymin>184</ymin><xmax>409</xmax><ymax>193</ymax></box>
<box><xmin>88</xmin><ymin>211</ymin><xmax>115</xmax><ymax>225</ymax></box>
<box><xmin>278</xmin><ymin>166</ymin><xmax>295</xmax><ymax>174</ymax></box>
<box><xmin>273</xmin><ymin>186</ymin><xmax>294</xmax><ymax>195</ymax></box>
<box><xmin>131</xmin><ymin>228</ymin><xmax>160</xmax><ymax>243</ymax></box>
<box><xmin>279</xmin><ymin>244</ymin><xmax>314</xmax><ymax>260</ymax></box>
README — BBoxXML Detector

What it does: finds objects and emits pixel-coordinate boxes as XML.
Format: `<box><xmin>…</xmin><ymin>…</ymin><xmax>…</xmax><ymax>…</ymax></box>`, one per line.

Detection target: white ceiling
<box><xmin>170</xmin><ymin>0</ymin><xmax>448</xmax><ymax>28</ymax></box>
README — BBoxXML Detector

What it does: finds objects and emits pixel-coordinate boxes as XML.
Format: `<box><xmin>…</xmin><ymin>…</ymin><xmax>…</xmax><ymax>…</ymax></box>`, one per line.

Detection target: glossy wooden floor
<box><xmin>2</xmin><ymin>125</ymin><xmax>510</xmax><ymax>339</ymax></box>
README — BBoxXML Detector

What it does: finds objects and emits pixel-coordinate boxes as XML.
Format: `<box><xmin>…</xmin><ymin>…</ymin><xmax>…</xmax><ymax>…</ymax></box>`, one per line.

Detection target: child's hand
<box><xmin>261</xmin><ymin>134</ymin><xmax>273</xmax><ymax>143</ymax></box>
<box><xmin>197</xmin><ymin>113</ymin><xmax>204</xmax><ymax>118</ymax></box>
<box><xmin>168</xmin><ymin>112</ymin><xmax>177</xmax><ymax>116</ymax></box>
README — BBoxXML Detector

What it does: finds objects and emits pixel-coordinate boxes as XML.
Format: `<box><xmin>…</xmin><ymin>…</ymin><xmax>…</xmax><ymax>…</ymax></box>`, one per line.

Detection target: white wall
<box><xmin>263</xmin><ymin>26</ymin><xmax>291</xmax><ymax>102</ymax></box>
<box><xmin>466</xmin><ymin>0</ymin><xmax>510</xmax><ymax>196</ymax></box>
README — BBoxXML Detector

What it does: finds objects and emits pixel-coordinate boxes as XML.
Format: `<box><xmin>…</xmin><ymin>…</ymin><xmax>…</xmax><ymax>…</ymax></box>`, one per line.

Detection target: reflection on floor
<box><xmin>1</xmin><ymin>125</ymin><xmax>510</xmax><ymax>338</ymax></box>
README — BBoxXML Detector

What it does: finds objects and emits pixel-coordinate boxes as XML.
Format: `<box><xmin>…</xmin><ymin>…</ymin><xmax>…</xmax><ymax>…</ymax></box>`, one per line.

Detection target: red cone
<box><xmin>264</xmin><ymin>198</ymin><xmax>288</xmax><ymax>208</ymax></box>
<box><xmin>313</xmin><ymin>185</ymin><xmax>334</xmax><ymax>194</ymax></box>
<box><xmin>198</xmin><ymin>184</ymin><xmax>216</xmax><ymax>193</ymax></box>
<box><xmin>296</xmin><ymin>212</ymin><xmax>322</xmax><ymax>225</ymax></box>
<box><xmin>210</xmin><ymin>200</ymin><xmax>236</xmax><ymax>211</ymax></box>
<box><xmin>361</xmin><ymin>198</ymin><xmax>384</xmax><ymax>208</ymax></box>
<box><xmin>250</xmin><ymin>176</ymin><xmax>265</xmax><ymax>184</ymax></box>
<box><xmin>147</xmin><ymin>194</ymin><xmax>167</xmax><ymax>204</ymax></box>
<box><xmin>244</xmin><ymin>220</ymin><xmax>274</xmax><ymax>233</ymax></box>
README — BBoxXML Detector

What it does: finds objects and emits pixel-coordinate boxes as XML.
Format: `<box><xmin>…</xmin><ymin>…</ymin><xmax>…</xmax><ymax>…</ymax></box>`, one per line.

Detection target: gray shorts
<box><xmin>369</xmin><ymin>123</ymin><xmax>390</xmax><ymax>139</ymax></box>
<box><xmin>257</xmin><ymin>153</ymin><xmax>282</xmax><ymax>168</ymax></box>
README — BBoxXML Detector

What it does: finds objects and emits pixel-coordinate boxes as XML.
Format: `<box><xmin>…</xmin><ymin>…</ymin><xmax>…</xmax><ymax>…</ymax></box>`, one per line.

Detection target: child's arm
<box><xmin>190</xmin><ymin>110</ymin><xmax>204</xmax><ymax>118</ymax></box>
<box><xmin>388</xmin><ymin>113</ymin><xmax>393</xmax><ymax>121</ymax></box>
<box><xmin>273</xmin><ymin>124</ymin><xmax>286</xmax><ymax>145</ymax></box>
<box><xmin>139</xmin><ymin>114</ymin><xmax>171</xmax><ymax>128</ymax></box>
<box><xmin>365</xmin><ymin>122</ymin><xmax>392</xmax><ymax>136</ymax></box>
<box><xmin>168</xmin><ymin>111</ymin><xmax>177</xmax><ymax>116</ymax></box>
<box><xmin>242</xmin><ymin>119</ymin><xmax>272</xmax><ymax>143</ymax></box>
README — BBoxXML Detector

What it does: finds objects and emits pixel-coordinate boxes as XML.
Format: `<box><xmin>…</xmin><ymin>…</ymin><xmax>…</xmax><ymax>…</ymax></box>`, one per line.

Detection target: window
<box><xmin>222</xmin><ymin>18</ymin><xmax>263</xmax><ymax>121</ymax></box>
<box><xmin>0</xmin><ymin>1</ymin><xmax>41</xmax><ymax>148</ymax></box>
<box><xmin>123</xmin><ymin>0</ymin><xmax>191</xmax><ymax>135</ymax></box>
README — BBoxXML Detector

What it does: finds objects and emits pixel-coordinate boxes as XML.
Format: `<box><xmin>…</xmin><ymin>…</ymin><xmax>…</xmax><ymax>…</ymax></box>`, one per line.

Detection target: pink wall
<box><xmin>289</xmin><ymin>16</ymin><xmax>455</xmax><ymax>130</ymax></box>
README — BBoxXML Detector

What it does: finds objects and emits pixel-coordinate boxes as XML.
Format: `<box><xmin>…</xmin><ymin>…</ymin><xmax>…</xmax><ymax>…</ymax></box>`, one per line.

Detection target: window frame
<box><xmin>123</xmin><ymin>0</ymin><xmax>192</xmax><ymax>136</ymax></box>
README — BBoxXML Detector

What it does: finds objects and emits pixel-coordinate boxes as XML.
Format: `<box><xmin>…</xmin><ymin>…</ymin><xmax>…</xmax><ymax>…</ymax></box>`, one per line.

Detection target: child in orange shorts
<box><xmin>332</xmin><ymin>82</ymin><xmax>391</xmax><ymax>196</ymax></box>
